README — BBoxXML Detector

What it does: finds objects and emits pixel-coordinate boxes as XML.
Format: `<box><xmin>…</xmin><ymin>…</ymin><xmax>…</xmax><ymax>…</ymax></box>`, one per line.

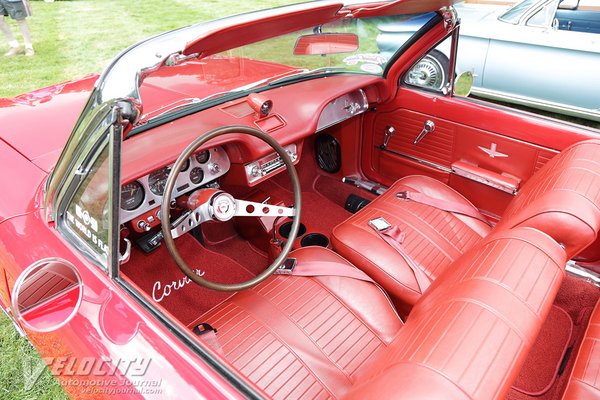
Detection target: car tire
<box><xmin>405</xmin><ymin>49</ymin><xmax>450</xmax><ymax>91</ymax></box>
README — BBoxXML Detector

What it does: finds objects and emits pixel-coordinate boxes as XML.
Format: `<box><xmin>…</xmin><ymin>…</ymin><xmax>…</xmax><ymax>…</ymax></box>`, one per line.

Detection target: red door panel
<box><xmin>361</xmin><ymin>87</ymin><xmax>598</xmax><ymax>217</ymax></box>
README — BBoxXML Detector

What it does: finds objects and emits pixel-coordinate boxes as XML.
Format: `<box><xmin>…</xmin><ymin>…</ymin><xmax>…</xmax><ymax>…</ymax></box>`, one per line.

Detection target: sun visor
<box><xmin>183</xmin><ymin>3</ymin><xmax>345</xmax><ymax>57</ymax></box>
<box><xmin>348</xmin><ymin>0</ymin><xmax>457</xmax><ymax>18</ymax></box>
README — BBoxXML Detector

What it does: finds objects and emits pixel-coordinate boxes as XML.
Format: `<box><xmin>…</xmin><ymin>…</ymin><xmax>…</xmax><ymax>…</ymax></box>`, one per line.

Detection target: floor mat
<box><xmin>512</xmin><ymin>306</ymin><xmax>573</xmax><ymax>396</ymax></box>
<box><xmin>121</xmin><ymin>235</ymin><xmax>253</xmax><ymax>325</ymax></box>
<box><xmin>258</xmin><ymin>179</ymin><xmax>352</xmax><ymax>237</ymax></box>
<box><xmin>506</xmin><ymin>275</ymin><xmax>600</xmax><ymax>400</ymax></box>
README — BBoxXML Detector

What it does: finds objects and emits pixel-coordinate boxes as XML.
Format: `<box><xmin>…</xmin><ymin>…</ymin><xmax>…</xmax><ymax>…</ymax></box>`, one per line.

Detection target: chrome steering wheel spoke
<box><xmin>170</xmin><ymin>206</ymin><xmax>210</xmax><ymax>238</ymax></box>
<box><xmin>234</xmin><ymin>199</ymin><xmax>295</xmax><ymax>218</ymax></box>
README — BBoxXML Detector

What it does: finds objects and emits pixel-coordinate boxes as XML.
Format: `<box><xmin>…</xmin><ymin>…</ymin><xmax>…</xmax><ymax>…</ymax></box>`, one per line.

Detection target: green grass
<box><xmin>0</xmin><ymin>315</ymin><xmax>67</xmax><ymax>399</ymax></box>
<box><xmin>0</xmin><ymin>0</ymin><xmax>296</xmax><ymax>98</ymax></box>
<box><xmin>0</xmin><ymin>2</ymin><xmax>296</xmax><ymax>399</ymax></box>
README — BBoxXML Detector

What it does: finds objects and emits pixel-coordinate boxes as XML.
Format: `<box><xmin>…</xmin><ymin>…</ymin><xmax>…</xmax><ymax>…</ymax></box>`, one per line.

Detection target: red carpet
<box><xmin>121</xmin><ymin>235</ymin><xmax>254</xmax><ymax>325</ymax></box>
<box><xmin>512</xmin><ymin>306</ymin><xmax>572</xmax><ymax>396</ymax></box>
<box><xmin>506</xmin><ymin>275</ymin><xmax>600</xmax><ymax>400</ymax></box>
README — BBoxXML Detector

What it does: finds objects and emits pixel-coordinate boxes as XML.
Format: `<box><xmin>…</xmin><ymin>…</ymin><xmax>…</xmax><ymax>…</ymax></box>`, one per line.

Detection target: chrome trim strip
<box><xmin>107</xmin><ymin>109</ymin><xmax>123</xmax><ymax>279</ymax></box>
<box><xmin>452</xmin><ymin>166</ymin><xmax>518</xmax><ymax>195</ymax></box>
<box><xmin>471</xmin><ymin>87</ymin><xmax>600</xmax><ymax>124</ymax></box>
<box><xmin>566</xmin><ymin>261</ymin><xmax>600</xmax><ymax>287</ymax></box>
<box><xmin>377</xmin><ymin>147</ymin><xmax>452</xmax><ymax>173</ymax></box>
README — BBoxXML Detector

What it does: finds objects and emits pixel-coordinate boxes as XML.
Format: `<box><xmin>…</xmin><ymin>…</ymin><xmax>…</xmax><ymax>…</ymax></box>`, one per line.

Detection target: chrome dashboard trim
<box><xmin>119</xmin><ymin>147</ymin><xmax>230</xmax><ymax>224</ymax></box>
<box><xmin>316</xmin><ymin>89</ymin><xmax>369</xmax><ymax>132</ymax></box>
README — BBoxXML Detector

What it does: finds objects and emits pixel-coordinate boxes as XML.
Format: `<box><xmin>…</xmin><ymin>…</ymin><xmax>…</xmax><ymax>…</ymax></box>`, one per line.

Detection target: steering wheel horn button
<box><xmin>211</xmin><ymin>193</ymin><xmax>237</xmax><ymax>221</ymax></box>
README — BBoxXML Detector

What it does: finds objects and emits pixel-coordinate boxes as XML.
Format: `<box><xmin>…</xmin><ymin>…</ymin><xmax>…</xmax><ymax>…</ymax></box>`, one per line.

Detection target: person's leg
<box><xmin>0</xmin><ymin>16</ymin><xmax>18</xmax><ymax>48</ymax></box>
<box><xmin>16</xmin><ymin>19</ymin><xmax>33</xmax><ymax>55</ymax></box>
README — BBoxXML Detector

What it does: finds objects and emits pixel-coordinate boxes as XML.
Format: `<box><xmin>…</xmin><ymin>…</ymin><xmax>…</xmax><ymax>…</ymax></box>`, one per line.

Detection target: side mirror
<box><xmin>454</xmin><ymin>71</ymin><xmax>474</xmax><ymax>97</ymax></box>
<box><xmin>11</xmin><ymin>259</ymin><xmax>82</xmax><ymax>332</ymax></box>
<box><xmin>293</xmin><ymin>33</ymin><xmax>359</xmax><ymax>56</ymax></box>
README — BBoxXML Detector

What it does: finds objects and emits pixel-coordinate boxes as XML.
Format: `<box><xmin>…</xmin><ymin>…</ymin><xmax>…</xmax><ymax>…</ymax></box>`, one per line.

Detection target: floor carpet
<box><xmin>512</xmin><ymin>306</ymin><xmax>573</xmax><ymax>396</ymax></box>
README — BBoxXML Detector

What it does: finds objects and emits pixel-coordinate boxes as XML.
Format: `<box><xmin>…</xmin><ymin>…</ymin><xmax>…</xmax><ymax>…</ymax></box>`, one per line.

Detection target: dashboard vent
<box><xmin>315</xmin><ymin>134</ymin><xmax>341</xmax><ymax>173</ymax></box>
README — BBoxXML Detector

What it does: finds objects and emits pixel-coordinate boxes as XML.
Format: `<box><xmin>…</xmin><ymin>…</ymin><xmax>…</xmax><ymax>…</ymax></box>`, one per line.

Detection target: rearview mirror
<box><xmin>294</xmin><ymin>33</ymin><xmax>359</xmax><ymax>55</ymax></box>
<box><xmin>454</xmin><ymin>71</ymin><xmax>474</xmax><ymax>97</ymax></box>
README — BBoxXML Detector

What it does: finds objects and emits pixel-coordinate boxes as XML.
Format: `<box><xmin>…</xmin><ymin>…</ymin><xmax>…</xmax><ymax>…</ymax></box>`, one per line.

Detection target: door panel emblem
<box><xmin>478</xmin><ymin>143</ymin><xmax>508</xmax><ymax>158</ymax></box>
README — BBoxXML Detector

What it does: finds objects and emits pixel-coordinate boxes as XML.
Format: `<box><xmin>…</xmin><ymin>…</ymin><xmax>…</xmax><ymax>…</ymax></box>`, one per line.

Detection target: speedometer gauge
<box><xmin>121</xmin><ymin>181</ymin><xmax>145</xmax><ymax>210</ymax></box>
<box><xmin>190</xmin><ymin>167</ymin><xmax>204</xmax><ymax>185</ymax></box>
<box><xmin>196</xmin><ymin>150</ymin><xmax>210</xmax><ymax>164</ymax></box>
<box><xmin>148</xmin><ymin>167</ymin><xmax>171</xmax><ymax>196</ymax></box>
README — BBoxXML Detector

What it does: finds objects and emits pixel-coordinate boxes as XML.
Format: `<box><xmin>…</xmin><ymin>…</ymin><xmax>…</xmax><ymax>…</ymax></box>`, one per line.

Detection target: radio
<box><xmin>245</xmin><ymin>144</ymin><xmax>297</xmax><ymax>183</ymax></box>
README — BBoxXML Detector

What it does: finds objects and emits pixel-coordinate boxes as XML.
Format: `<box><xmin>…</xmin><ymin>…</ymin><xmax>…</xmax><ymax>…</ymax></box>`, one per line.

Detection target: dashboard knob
<box><xmin>286</xmin><ymin>150</ymin><xmax>297</xmax><ymax>161</ymax></box>
<box><xmin>137</xmin><ymin>220</ymin><xmax>151</xmax><ymax>232</ymax></box>
<box><xmin>250</xmin><ymin>165</ymin><xmax>260</xmax><ymax>177</ymax></box>
<box><xmin>208</xmin><ymin>163</ymin><xmax>221</xmax><ymax>174</ymax></box>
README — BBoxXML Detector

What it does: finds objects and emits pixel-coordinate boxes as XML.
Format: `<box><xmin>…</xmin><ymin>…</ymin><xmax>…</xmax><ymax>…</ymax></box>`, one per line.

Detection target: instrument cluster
<box><xmin>119</xmin><ymin>147</ymin><xmax>230</xmax><ymax>224</ymax></box>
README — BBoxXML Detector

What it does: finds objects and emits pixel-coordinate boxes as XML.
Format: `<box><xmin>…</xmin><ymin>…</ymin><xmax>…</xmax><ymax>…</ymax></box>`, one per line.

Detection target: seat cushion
<box><xmin>333</xmin><ymin>140</ymin><xmax>600</xmax><ymax>313</ymax></box>
<box><xmin>331</xmin><ymin>175</ymin><xmax>491</xmax><ymax>313</ymax></box>
<box><xmin>496</xmin><ymin>139</ymin><xmax>600</xmax><ymax>261</ymax></box>
<box><xmin>562</xmin><ymin>300</ymin><xmax>600</xmax><ymax>400</ymax></box>
<box><xmin>346</xmin><ymin>227</ymin><xmax>567</xmax><ymax>400</ymax></box>
<box><xmin>193</xmin><ymin>247</ymin><xmax>402</xmax><ymax>400</ymax></box>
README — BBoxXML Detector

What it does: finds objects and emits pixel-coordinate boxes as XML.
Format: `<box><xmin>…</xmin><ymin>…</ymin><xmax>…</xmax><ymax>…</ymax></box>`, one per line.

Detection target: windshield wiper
<box><xmin>267</xmin><ymin>67</ymin><xmax>348</xmax><ymax>87</ymax></box>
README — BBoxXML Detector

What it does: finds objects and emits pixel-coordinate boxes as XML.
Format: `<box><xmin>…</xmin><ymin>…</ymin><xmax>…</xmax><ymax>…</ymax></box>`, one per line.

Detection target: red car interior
<box><xmin>120</xmin><ymin>129</ymin><xmax>600</xmax><ymax>400</ymax></box>
<box><xmin>333</xmin><ymin>139</ymin><xmax>600</xmax><ymax>314</ymax></box>
<box><xmin>116</xmin><ymin>53</ymin><xmax>600</xmax><ymax>398</ymax></box>
<box><xmin>3</xmin><ymin>2</ymin><xmax>600</xmax><ymax>399</ymax></box>
<box><xmin>563</xmin><ymin>302</ymin><xmax>600</xmax><ymax>400</ymax></box>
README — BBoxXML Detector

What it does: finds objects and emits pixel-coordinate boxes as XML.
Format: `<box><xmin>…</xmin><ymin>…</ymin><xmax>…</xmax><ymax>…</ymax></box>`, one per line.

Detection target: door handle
<box><xmin>413</xmin><ymin>120</ymin><xmax>435</xmax><ymax>145</ymax></box>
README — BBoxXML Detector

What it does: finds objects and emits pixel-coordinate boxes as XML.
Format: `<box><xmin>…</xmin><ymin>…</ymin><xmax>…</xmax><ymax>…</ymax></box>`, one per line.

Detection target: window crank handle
<box><xmin>413</xmin><ymin>120</ymin><xmax>435</xmax><ymax>145</ymax></box>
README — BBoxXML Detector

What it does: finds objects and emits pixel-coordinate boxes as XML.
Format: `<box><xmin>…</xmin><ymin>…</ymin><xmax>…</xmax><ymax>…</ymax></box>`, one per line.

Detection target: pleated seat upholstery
<box><xmin>332</xmin><ymin>139</ymin><xmax>600</xmax><ymax>312</ymax></box>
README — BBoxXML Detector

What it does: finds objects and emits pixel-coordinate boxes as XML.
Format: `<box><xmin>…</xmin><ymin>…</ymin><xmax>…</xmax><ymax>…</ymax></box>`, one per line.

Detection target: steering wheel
<box><xmin>160</xmin><ymin>125</ymin><xmax>302</xmax><ymax>292</ymax></box>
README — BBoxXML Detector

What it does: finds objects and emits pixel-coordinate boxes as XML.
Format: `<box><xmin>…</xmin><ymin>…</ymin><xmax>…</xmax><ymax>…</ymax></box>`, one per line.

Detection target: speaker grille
<box><xmin>315</xmin><ymin>134</ymin><xmax>341</xmax><ymax>173</ymax></box>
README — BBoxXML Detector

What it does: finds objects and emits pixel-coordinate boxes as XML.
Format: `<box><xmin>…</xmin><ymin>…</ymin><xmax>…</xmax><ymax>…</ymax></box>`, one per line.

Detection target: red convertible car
<box><xmin>1</xmin><ymin>0</ymin><xmax>599</xmax><ymax>399</ymax></box>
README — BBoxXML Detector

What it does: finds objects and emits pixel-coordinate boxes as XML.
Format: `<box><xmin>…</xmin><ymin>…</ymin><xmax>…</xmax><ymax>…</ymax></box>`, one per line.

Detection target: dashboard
<box><xmin>120</xmin><ymin>147</ymin><xmax>230</xmax><ymax>228</ymax></box>
<box><xmin>118</xmin><ymin>76</ymin><xmax>386</xmax><ymax>235</ymax></box>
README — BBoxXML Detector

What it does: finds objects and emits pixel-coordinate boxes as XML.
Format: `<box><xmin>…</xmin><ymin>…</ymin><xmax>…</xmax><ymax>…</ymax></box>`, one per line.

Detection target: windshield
<box><xmin>137</xmin><ymin>12</ymin><xmax>437</xmax><ymax>121</ymax></box>
<box><xmin>499</xmin><ymin>0</ymin><xmax>538</xmax><ymax>23</ymax></box>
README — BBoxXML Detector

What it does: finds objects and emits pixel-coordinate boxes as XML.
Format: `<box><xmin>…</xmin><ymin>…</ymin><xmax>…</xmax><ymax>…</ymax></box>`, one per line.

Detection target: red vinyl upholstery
<box><xmin>332</xmin><ymin>139</ymin><xmax>600</xmax><ymax>312</ymax></box>
<box><xmin>195</xmin><ymin>247</ymin><xmax>403</xmax><ymax>399</ymax></box>
<box><xmin>331</xmin><ymin>175</ymin><xmax>490</xmax><ymax>313</ymax></box>
<box><xmin>562</xmin><ymin>301</ymin><xmax>600</xmax><ymax>400</ymax></box>
<box><xmin>496</xmin><ymin>139</ymin><xmax>600</xmax><ymax>261</ymax></box>
<box><xmin>346</xmin><ymin>227</ymin><xmax>566</xmax><ymax>400</ymax></box>
<box><xmin>196</xmin><ymin>227</ymin><xmax>566</xmax><ymax>399</ymax></box>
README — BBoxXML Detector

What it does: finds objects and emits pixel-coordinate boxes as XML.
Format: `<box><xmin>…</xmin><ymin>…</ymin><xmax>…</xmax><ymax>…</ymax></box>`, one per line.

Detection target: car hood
<box><xmin>0</xmin><ymin>75</ymin><xmax>98</xmax><ymax>173</ymax></box>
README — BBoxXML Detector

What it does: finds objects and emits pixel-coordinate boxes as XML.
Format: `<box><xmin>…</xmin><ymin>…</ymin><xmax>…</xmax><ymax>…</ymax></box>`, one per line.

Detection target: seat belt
<box><xmin>370</xmin><ymin>223</ymin><xmax>431</xmax><ymax>294</ymax></box>
<box><xmin>193</xmin><ymin>323</ymin><xmax>224</xmax><ymax>355</ymax></box>
<box><xmin>396</xmin><ymin>190</ymin><xmax>492</xmax><ymax>227</ymax></box>
<box><xmin>275</xmin><ymin>260</ymin><xmax>376</xmax><ymax>284</ymax></box>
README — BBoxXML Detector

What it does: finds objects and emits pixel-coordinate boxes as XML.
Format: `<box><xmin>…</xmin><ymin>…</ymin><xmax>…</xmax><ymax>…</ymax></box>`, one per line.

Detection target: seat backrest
<box><xmin>346</xmin><ymin>227</ymin><xmax>566</xmax><ymax>400</ymax></box>
<box><xmin>495</xmin><ymin>139</ymin><xmax>600</xmax><ymax>261</ymax></box>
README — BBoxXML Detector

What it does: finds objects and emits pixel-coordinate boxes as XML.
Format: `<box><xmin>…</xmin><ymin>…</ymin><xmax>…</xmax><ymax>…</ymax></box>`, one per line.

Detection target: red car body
<box><xmin>1</xmin><ymin>0</ymin><xmax>599</xmax><ymax>399</ymax></box>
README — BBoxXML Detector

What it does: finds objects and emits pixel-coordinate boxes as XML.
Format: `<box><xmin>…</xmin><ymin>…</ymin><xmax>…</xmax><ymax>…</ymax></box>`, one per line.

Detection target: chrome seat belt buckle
<box><xmin>275</xmin><ymin>258</ymin><xmax>297</xmax><ymax>275</ymax></box>
<box><xmin>368</xmin><ymin>217</ymin><xmax>392</xmax><ymax>232</ymax></box>
<box><xmin>396</xmin><ymin>191</ymin><xmax>410</xmax><ymax>200</ymax></box>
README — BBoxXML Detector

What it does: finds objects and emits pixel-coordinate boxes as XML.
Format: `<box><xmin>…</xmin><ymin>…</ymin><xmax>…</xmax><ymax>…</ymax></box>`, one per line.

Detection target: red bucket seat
<box><xmin>332</xmin><ymin>139</ymin><xmax>600</xmax><ymax>313</ymax></box>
